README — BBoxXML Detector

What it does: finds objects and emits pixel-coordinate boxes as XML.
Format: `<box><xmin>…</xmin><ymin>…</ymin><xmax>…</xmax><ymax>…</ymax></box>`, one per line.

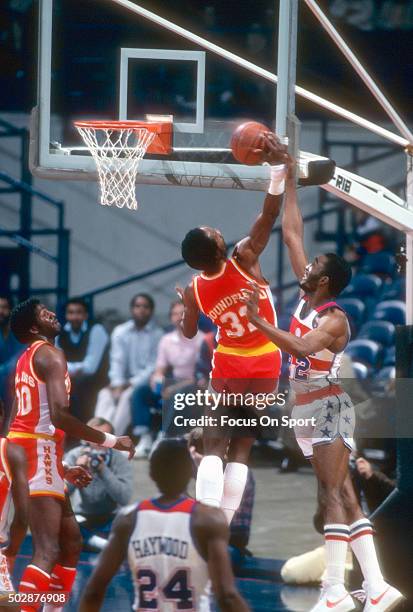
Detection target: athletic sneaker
<box><xmin>309</xmin><ymin>584</ymin><xmax>356</xmax><ymax>612</ymax></box>
<box><xmin>363</xmin><ymin>581</ymin><xmax>404</xmax><ymax>611</ymax></box>
<box><xmin>133</xmin><ymin>432</ymin><xmax>153</xmax><ymax>459</ymax></box>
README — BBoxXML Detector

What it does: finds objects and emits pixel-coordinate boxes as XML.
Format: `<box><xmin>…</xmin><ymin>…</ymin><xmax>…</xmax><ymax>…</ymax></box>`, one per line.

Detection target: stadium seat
<box><xmin>372</xmin><ymin>300</ymin><xmax>406</xmax><ymax>326</ymax></box>
<box><xmin>336</xmin><ymin>298</ymin><xmax>366</xmax><ymax>332</ymax></box>
<box><xmin>374</xmin><ymin>366</ymin><xmax>395</xmax><ymax>382</ymax></box>
<box><xmin>345</xmin><ymin>339</ymin><xmax>382</xmax><ymax>369</ymax></box>
<box><xmin>352</xmin><ymin>361</ymin><xmax>370</xmax><ymax>380</ymax></box>
<box><xmin>358</xmin><ymin>321</ymin><xmax>395</xmax><ymax>347</ymax></box>
<box><xmin>360</xmin><ymin>251</ymin><xmax>396</xmax><ymax>277</ymax></box>
<box><xmin>341</xmin><ymin>273</ymin><xmax>382</xmax><ymax>298</ymax></box>
<box><xmin>383</xmin><ymin>345</ymin><xmax>396</xmax><ymax>366</ymax></box>
<box><xmin>380</xmin><ymin>278</ymin><xmax>405</xmax><ymax>301</ymax></box>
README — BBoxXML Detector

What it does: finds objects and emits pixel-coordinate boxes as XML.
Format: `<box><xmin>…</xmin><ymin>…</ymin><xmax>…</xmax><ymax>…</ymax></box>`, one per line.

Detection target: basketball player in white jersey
<box><xmin>9</xmin><ymin>298</ymin><xmax>134</xmax><ymax>612</ymax></box>
<box><xmin>242</xmin><ymin>171</ymin><xmax>404</xmax><ymax>612</ymax></box>
<box><xmin>79</xmin><ymin>438</ymin><xmax>249</xmax><ymax>612</ymax></box>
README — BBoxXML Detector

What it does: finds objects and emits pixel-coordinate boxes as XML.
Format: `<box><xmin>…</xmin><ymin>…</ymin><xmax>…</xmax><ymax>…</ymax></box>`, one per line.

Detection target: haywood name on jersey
<box><xmin>131</xmin><ymin>536</ymin><xmax>189</xmax><ymax>560</ymax></box>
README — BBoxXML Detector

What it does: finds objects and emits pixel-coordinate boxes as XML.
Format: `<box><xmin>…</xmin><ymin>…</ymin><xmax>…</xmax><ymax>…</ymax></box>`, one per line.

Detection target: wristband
<box><xmin>101</xmin><ymin>432</ymin><xmax>117</xmax><ymax>448</ymax></box>
<box><xmin>267</xmin><ymin>164</ymin><xmax>286</xmax><ymax>195</ymax></box>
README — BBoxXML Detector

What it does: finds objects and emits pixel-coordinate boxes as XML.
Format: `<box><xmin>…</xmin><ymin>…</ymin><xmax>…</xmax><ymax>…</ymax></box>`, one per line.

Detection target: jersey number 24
<box><xmin>138</xmin><ymin>568</ymin><xmax>193</xmax><ymax>610</ymax></box>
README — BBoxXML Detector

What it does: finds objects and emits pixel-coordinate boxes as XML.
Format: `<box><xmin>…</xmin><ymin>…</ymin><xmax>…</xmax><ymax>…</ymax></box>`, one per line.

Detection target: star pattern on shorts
<box><xmin>320</xmin><ymin>426</ymin><xmax>332</xmax><ymax>437</ymax></box>
<box><xmin>326</xmin><ymin>400</ymin><xmax>335</xmax><ymax>410</ymax></box>
<box><xmin>343</xmin><ymin>415</ymin><xmax>351</xmax><ymax>424</ymax></box>
<box><xmin>344</xmin><ymin>399</ymin><xmax>352</xmax><ymax>409</ymax></box>
<box><xmin>324</xmin><ymin>413</ymin><xmax>334</xmax><ymax>423</ymax></box>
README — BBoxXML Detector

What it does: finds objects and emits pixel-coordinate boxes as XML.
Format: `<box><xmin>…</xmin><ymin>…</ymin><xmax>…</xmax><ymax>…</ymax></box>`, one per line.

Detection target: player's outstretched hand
<box><xmin>64</xmin><ymin>465</ymin><xmax>93</xmax><ymax>488</ymax></box>
<box><xmin>114</xmin><ymin>436</ymin><xmax>135</xmax><ymax>459</ymax></box>
<box><xmin>253</xmin><ymin>132</ymin><xmax>289</xmax><ymax>166</ymax></box>
<box><xmin>240</xmin><ymin>282</ymin><xmax>261</xmax><ymax>320</ymax></box>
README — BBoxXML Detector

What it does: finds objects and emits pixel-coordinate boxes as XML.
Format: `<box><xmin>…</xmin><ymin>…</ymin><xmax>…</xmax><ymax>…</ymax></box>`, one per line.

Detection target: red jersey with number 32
<box><xmin>193</xmin><ymin>257</ymin><xmax>277</xmax><ymax>350</ymax></box>
<box><xmin>12</xmin><ymin>340</ymin><xmax>70</xmax><ymax>437</ymax></box>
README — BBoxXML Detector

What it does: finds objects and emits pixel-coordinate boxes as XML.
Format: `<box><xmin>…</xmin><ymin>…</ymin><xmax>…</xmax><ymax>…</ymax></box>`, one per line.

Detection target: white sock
<box><xmin>196</xmin><ymin>455</ymin><xmax>224</xmax><ymax>508</ymax></box>
<box><xmin>324</xmin><ymin>524</ymin><xmax>350</xmax><ymax>587</ymax></box>
<box><xmin>221</xmin><ymin>462</ymin><xmax>249</xmax><ymax>525</ymax></box>
<box><xmin>350</xmin><ymin>518</ymin><xmax>385</xmax><ymax>591</ymax></box>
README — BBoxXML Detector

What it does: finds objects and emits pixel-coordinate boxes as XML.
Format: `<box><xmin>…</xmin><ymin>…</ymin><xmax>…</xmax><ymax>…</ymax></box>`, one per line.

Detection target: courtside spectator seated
<box><xmin>131</xmin><ymin>300</ymin><xmax>204</xmax><ymax>458</ymax></box>
<box><xmin>57</xmin><ymin>298</ymin><xmax>109</xmax><ymax>425</ymax></box>
<box><xmin>64</xmin><ymin>417</ymin><xmax>133</xmax><ymax>551</ymax></box>
<box><xmin>95</xmin><ymin>293</ymin><xmax>163</xmax><ymax>435</ymax></box>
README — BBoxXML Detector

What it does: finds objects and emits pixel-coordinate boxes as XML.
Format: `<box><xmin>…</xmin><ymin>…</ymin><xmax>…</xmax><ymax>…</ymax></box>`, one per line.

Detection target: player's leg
<box><xmin>310</xmin><ymin>440</ymin><xmax>355</xmax><ymax>612</ymax></box>
<box><xmin>196</xmin><ymin>433</ymin><xmax>229</xmax><ymax>508</ymax></box>
<box><xmin>19</xmin><ymin>496</ymin><xmax>63</xmax><ymax>612</ymax></box>
<box><xmin>341</xmin><ymin>474</ymin><xmax>404</xmax><ymax>610</ymax></box>
<box><xmin>220</xmin><ymin>437</ymin><xmax>253</xmax><ymax>524</ymax></box>
<box><xmin>43</xmin><ymin>496</ymin><xmax>82</xmax><ymax>612</ymax></box>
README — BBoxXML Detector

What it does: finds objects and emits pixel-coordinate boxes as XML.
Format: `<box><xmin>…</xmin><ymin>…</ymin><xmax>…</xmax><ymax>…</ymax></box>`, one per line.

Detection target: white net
<box><xmin>75</xmin><ymin>124</ymin><xmax>155</xmax><ymax>210</ymax></box>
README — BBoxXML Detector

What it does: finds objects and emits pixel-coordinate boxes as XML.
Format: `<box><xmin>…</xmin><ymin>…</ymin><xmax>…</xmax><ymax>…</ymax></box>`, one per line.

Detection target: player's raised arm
<box><xmin>282</xmin><ymin>167</ymin><xmax>308</xmax><ymax>279</ymax></box>
<box><xmin>79</xmin><ymin>507</ymin><xmax>135</xmax><ymax>612</ymax></box>
<box><xmin>194</xmin><ymin>506</ymin><xmax>250</xmax><ymax>612</ymax></box>
<box><xmin>176</xmin><ymin>283</ymin><xmax>200</xmax><ymax>338</ymax></box>
<box><xmin>235</xmin><ymin>133</ymin><xmax>289</xmax><ymax>270</ymax></box>
<box><xmin>242</xmin><ymin>284</ymin><xmax>347</xmax><ymax>358</ymax></box>
<box><xmin>35</xmin><ymin>345</ymin><xmax>135</xmax><ymax>458</ymax></box>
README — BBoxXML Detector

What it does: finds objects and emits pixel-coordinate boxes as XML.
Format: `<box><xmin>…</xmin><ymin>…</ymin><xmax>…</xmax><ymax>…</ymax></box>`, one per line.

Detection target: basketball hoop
<box><xmin>74</xmin><ymin>120</ymin><xmax>170</xmax><ymax>210</ymax></box>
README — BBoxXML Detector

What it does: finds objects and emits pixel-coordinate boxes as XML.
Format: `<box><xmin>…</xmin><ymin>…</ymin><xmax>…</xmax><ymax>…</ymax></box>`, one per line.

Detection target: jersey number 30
<box><xmin>138</xmin><ymin>568</ymin><xmax>193</xmax><ymax>610</ymax></box>
<box><xmin>16</xmin><ymin>385</ymin><xmax>33</xmax><ymax>416</ymax></box>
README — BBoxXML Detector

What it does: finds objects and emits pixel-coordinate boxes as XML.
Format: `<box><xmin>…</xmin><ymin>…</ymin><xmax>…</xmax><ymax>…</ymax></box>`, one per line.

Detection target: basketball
<box><xmin>230</xmin><ymin>121</ymin><xmax>271</xmax><ymax>165</ymax></box>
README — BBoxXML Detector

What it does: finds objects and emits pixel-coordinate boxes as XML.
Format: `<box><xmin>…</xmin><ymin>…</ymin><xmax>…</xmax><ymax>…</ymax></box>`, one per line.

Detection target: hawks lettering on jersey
<box><xmin>193</xmin><ymin>258</ymin><xmax>277</xmax><ymax>350</ymax></box>
<box><xmin>128</xmin><ymin>497</ymin><xmax>209</xmax><ymax>612</ymax></box>
<box><xmin>12</xmin><ymin>340</ymin><xmax>70</xmax><ymax>438</ymax></box>
<box><xmin>289</xmin><ymin>297</ymin><xmax>349</xmax><ymax>387</ymax></box>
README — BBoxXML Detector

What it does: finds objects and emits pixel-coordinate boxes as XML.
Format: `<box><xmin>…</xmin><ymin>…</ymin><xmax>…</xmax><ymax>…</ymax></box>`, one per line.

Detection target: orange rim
<box><xmin>74</xmin><ymin>120</ymin><xmax>167</xmax><ymax>132</ymax></box>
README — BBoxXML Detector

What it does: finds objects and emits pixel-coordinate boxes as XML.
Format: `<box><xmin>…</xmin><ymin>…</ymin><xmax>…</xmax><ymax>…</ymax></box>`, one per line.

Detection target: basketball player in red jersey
<box><xmin>8</xmin><ymin>298</ymin><xmax>135</xmax><ymax>612</ymax></box>
<box><xmin>242</xmin><ymin>171</ymin><xmax>404</xmax><ymax>612</ymax></box>
<box><xmin>0</xmin><ymin>399</ymin><xmax>29</xmax><ymax>599</ymax></box>
<box><xmin>177</xmin><ymin>133</ymin><xmax>290</xmax><ymax>525</ymax></box>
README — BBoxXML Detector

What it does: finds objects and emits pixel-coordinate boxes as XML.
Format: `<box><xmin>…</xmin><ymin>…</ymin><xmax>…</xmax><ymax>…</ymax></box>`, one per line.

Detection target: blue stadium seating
<box><xmin>383</xmin><ymin>345</ymin><xmax>396</xmax><ymax>366</ymax></box>
<box><xmin>336</xmin><ymin>298</ymin><xmax>366</xmax><ymax>332</ymax></box>
<box><xmin>372</xmin><ymin>300</ymin><xmax>406</xmax><ymax>326</ymax></box>
<box><xmin>352</xmin><ymin>361</ymin><xmax>370</xmax><ymax>380</ymax></box>
<box><xmin>360</xmin><ymin>252</ymin><xmax>396</xmax><ymax>277</ymax></box>
<box><xmin>358</xmin><ymin>320</ymin><xmax>395</xmax><ymax>347</ymax></box>
<box><xmin>342</xmin><ymin>273</ymin><xmax>382</xmax><ymax>298</ymax></box>
<box><xmin>380</xmin><ymin>278</ymin><xmax>405</xmax><ymax>301</ymax></box>
<box><xmin>346</xmin><ymin>339</ymin><xmax>382</xmax><ymax>368</ymax></box>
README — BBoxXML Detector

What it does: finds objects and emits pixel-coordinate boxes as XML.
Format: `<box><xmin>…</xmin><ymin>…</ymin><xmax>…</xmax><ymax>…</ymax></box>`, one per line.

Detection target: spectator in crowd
<box><xmin>195</xmin><ymin>330</ymin><xmax>216</xmax><ymax>388</ymax></box>
<box><xmin>352</xmin><ymin>456</ymin><xmax>396</xmax><ymax>514</ymax></box>
<box><xmin>95</xmin><ymin>293</ymin><xmax>163</xmax><ymax>435</ymax></box>
<box><xmin>0</xmin><ymin>295</ymin><xmax>23</xmax><ymax>417</ymax></box>
<box><xmin>57</xmin><ymin>298</ymin><xmax>109</xmax><ymax>426</ymax></box>
<box><xmin>132</xmin><ymin>300</ymin><xmax>204</xmax><ymax>457</ymax></box>
<box><xmin>64</xmin><ymin>417</ymin><xmax>133</xmax><ymax>551</ymax></box>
